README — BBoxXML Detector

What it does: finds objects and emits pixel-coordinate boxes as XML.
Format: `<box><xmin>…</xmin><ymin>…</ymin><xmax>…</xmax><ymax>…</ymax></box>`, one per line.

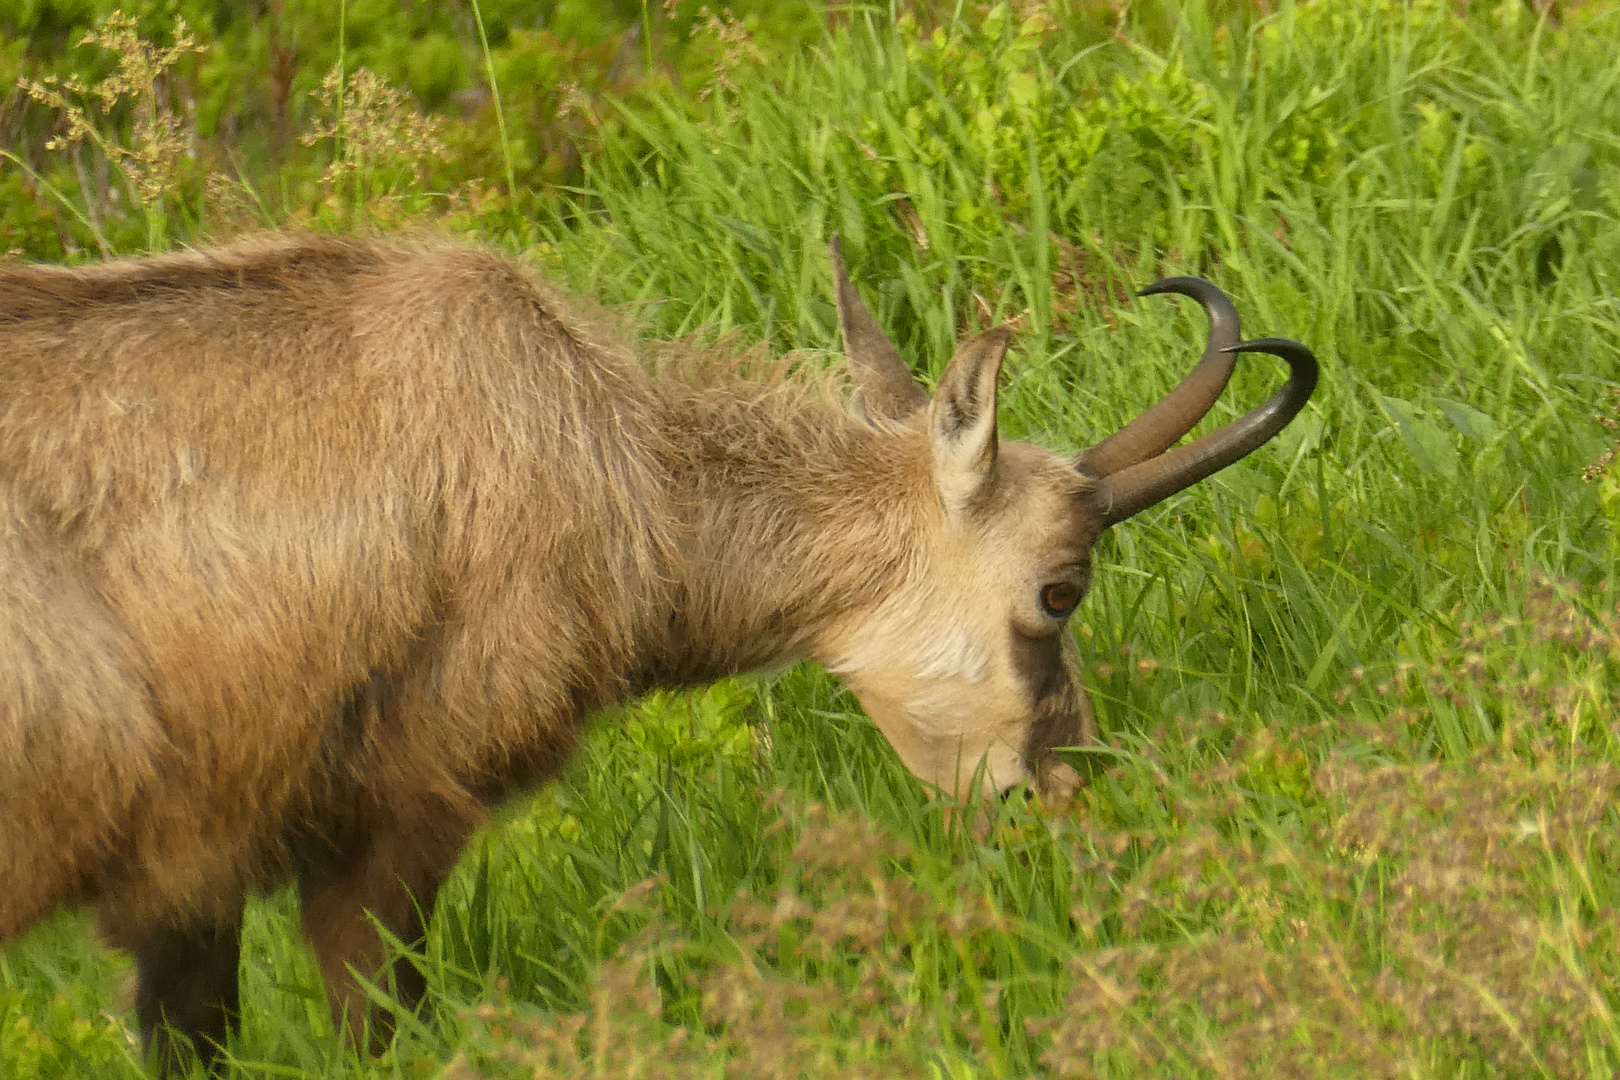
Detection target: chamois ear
<box><xmin>829</xmin><ymin>236</ymin><xmax>929</xmax><ymax>422</ymax></box>
<box><xmin>928</xmin><ymin>326</ymin><xmax>1011</xmax><ymax>519</ymax></box>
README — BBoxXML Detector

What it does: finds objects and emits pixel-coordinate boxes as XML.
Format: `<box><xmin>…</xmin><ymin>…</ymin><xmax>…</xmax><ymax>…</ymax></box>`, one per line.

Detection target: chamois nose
<box><xmin>1000</xmin><ymin>782</ymin><xmax>1035</xmax><ymax>805</ymax></box>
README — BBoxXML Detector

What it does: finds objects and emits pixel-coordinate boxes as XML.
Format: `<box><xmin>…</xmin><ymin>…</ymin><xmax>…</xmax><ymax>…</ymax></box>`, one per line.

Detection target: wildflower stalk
<box><xmin>17</xmin><ymin>10</ymin><xmax>202</xmax><ymax>251</ymax></box>
<box><xmin>301</xmin><ymin>66</ymin><xmax>446</xmax><ymax>221</ymax></box>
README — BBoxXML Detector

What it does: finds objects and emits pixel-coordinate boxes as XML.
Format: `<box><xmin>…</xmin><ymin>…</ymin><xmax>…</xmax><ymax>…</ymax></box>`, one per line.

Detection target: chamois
<box><xmin>0</xmin><ymin>233</ymin><xmax>1316</xmax><ymax>1070</ymax></box>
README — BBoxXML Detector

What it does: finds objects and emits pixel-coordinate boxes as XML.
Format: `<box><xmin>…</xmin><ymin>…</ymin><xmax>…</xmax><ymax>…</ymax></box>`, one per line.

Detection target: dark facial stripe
<box><xmin>1009</xmin><ymin>629</ymin><xmax>1084</xmax><ymax>768</ymax></box>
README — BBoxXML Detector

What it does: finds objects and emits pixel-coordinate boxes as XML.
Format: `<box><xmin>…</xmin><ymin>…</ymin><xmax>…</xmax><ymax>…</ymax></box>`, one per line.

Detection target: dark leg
<box><xmin>128</xmin><ymin>916</ymin><xmax>244</xmax><ymax>1075</ymax></box>
<box><xmin>297</xmin><ymin>802</ymin><xmax>473</xmax><ymax>1052</ymax></box>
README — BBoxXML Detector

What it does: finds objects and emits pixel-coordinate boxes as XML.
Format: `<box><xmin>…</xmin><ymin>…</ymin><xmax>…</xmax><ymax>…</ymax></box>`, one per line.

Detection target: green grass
<box><xmin>5</xmin><ymin>1</ymin><xmax>1620</xmax><ymax>1076</ymax></box>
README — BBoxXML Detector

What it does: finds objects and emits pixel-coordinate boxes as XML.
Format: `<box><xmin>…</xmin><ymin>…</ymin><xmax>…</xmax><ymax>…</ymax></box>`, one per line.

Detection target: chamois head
<box><xmin>820</xmin><ymin>239</ymin><xmax>1318</xmax><ymax>803</ymax></box>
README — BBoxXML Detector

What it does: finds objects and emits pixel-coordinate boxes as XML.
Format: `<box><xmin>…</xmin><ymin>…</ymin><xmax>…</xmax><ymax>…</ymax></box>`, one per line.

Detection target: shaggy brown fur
<box><xmin>0</xmin><ymin>234</ymin><xmax>1108</xmax><ymax>1070</ymax></box>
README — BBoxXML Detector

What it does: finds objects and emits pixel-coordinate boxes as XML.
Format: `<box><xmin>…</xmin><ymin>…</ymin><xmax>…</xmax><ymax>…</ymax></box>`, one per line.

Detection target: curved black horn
<box><xmin>1074</xmin><ymin>277</ymin><xmax>1242</xmax><ymax>479</ymax></box>
<box><xmin>1090</xmin><ymin>337</ymin><xmax>1319</xmax><ymax>526</ymax></box>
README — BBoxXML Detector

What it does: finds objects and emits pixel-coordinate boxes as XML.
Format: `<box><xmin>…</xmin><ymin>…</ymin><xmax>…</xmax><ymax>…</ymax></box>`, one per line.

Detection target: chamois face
<box><xmin>826</xmin><ymin>439</ymin><xmax>1097</xmax><ymax>802</ymax></box>
<box><xmin>822</xmin><ymin>239</ymin><xmax>1319</xmax><ymax>804</ymax></box>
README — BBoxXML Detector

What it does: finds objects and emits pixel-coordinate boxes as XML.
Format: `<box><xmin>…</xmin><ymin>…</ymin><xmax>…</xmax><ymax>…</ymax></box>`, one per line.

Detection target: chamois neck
<box><xmin>644</xmin><ymin>376</ymin><xmax>927</xmax><ymax>688</ymax></box>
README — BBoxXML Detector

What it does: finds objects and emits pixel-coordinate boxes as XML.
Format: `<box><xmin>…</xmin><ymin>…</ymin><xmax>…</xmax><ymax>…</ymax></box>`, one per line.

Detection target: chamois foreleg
<box><xmin>297</xmin><ymin>786</ymin><xmax>479</xmax><ymax>1051</ymax></box>
<box><xmin>107</xmin><ymin>911</ymin><xmax>245</xmax><ymax>1074</ymax></box>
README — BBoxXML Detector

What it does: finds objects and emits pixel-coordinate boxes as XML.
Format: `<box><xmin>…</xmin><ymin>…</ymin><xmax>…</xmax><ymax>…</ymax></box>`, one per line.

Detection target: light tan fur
<box><xmin>0</xmin><ymin>233</ymin><xmax>1095</xmax><ymax>1069</ymax></box>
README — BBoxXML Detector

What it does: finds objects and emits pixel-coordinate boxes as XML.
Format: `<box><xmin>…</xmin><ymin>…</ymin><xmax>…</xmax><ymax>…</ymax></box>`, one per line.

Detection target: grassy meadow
<box><xmin>5</xmin><ymin>0</ymin><xmax>1620</xmax><ymax>1076</ymax></box>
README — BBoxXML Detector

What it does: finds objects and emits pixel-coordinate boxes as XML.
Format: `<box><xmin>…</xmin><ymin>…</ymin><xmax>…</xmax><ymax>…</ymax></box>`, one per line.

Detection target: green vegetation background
<box><xmin>4</xmin><ymin>0</ymin><xmax>1620</xmax><ymax>1076</ymax></box>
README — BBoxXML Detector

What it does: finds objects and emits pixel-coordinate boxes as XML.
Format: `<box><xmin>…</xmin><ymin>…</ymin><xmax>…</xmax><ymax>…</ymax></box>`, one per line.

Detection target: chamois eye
<box><xmin>1039</xmin><ymin>582</ymin><xmax>1081</xmax><ymax>619</ymax></box>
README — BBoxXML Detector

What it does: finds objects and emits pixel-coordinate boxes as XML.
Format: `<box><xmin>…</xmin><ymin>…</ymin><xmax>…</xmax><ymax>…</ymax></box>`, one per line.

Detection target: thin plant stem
<box><xmin>68</xmin><ymin>143</ymin><xmax>111</xmax><ymax>257</ymax></box>
<box><xmin>338</xmin><ymin>0</ymin><xmax>352</xmax><ymax>214</ymax></box>
<box><xmin>470</xmin><ymin>0</ymin><xmax>518</xmax><ymax>201</ymax></box>
<box><xmin>0</xmin><ymin>148</ymin><xmax>113</xmax><ymax>257</ymax></box>
<box><xmin>642</xmin><ymin>0</ymin><xmax>656</xmax><ymax>76</ymax></box>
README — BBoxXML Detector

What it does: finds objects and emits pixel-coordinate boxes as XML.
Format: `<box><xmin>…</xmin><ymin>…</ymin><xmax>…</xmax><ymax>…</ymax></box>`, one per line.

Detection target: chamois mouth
<box><xmin>994</xmin><ymin>755</ymin><xmax>1081</xmax><ymax>806</ymax></box>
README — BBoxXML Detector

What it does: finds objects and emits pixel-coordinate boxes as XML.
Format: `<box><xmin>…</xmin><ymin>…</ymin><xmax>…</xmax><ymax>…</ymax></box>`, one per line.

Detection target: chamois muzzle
<box><xmin>1076</xmin><ymin>279</ymin><xmax>1319</xmax><ymax>525</ymax></box>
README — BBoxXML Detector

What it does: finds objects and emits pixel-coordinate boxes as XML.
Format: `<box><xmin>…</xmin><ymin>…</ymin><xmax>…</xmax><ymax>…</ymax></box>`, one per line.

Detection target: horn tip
<box><xmin>1136</xmin><ymin>275</ymin><xmax>1202</xmax><ymax>298</ymax></box>
<box><xmin>1222</xmin><ymin>337</ymin><xmax>1316</xmax><ymax>359</ymax></box>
